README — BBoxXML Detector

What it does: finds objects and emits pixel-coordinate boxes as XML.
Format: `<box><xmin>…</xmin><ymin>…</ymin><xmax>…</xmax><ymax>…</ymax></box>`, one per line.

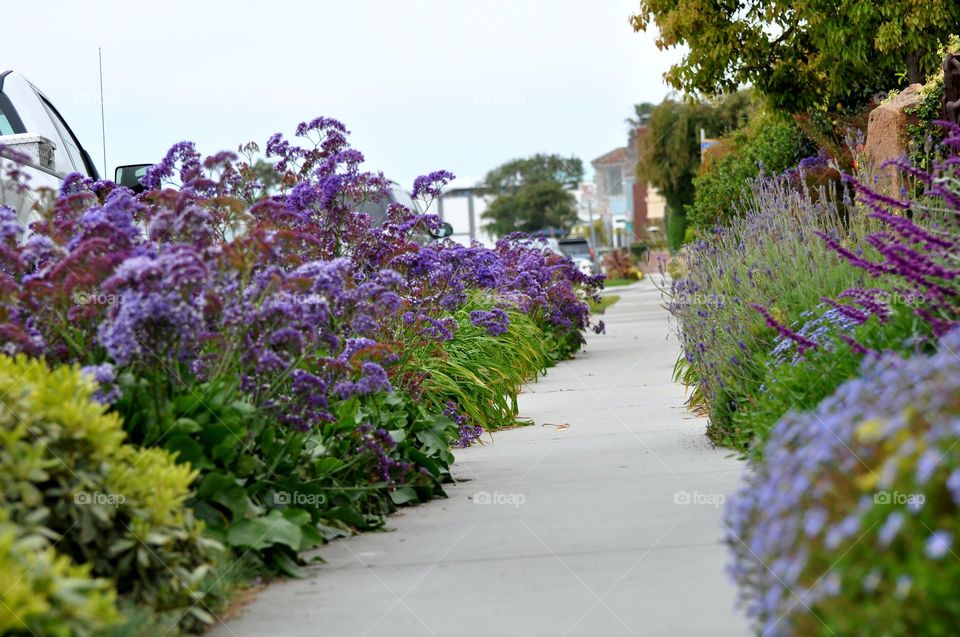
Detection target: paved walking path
<box><xmin>211</xmin><ymin>279</ymin><xmax>750</xmax><ymax>637</ymax></box>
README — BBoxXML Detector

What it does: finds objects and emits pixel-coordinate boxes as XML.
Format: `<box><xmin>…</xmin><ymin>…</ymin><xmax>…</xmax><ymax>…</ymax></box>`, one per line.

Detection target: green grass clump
<box><xmin>417</xmin><ymin>295</ymin><xmax>551</xmax><ymax>430</ymax></box>
<box><xmin>588</xmin><ymin>295</ymin><xmax>620</xmax><ymax>314</ymax></box>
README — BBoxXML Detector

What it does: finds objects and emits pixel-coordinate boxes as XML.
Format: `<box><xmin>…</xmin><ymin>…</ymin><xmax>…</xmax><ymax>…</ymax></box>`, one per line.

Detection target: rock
<box><xmin>864</xmin><ymin>83</ymin><xmax>923</xmax><ymax>196</ymax></box>
<box><xmin>944</xmin><ymin>54</ymin><xmax>960</xmax><ymax>126</ymax></box>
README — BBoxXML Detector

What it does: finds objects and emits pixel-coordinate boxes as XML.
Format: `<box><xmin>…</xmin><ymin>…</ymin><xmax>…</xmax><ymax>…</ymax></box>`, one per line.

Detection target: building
<box><xmin>591</xmin><ymin>124</ymin><xmax>665</xmax><ymax>248</ymax></box>
<box><xmin>435</xmin><ymin>186</ymin><xmax>497</xmax><ymax>247</ymax></box>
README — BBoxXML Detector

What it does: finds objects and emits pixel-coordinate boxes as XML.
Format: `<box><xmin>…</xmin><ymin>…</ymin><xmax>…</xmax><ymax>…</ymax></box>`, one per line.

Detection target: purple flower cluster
<box><xmin>750</xmin><ymin>303</ymin><xmax>818</xmax><ymax>355</ymax></box>
<box><xmin>469</xmin><ymin>308</ymin><xmax>510</xmax><ymax>336</ymax></box>
<box><xmin>98</xmin><ymin>246</ymin><xmax>209</xmax><ymax>366</ymax></box>
<box><xmin>768</xmin><ymin>305</ymin><xmax>863</xmax><ymax>365</ymax></box>
<box><xmin>726</xmin><ymin>327</ymin><xmax>960</xmax><ymax>635</ymax></box>
<box><xmin>444</xmin><ymin>401</ymin><xmax>484</xmax><ymax>447</ymax></box>
<box><xmin>80</xmin><ymin>362</ymin><xmax>121</xmax><ymax>404</ymax></box>
<box><xmin>820</xmin><ymin>122</ymin><xmax>960</xmax><ymax>339</ymax></box>
<box><xmin>0</xmin><ymin>115</ymin><xmax>603</xmax><ymax>461</ymax></box>
<box><xmin>356</xmin><ymin>423</ymin><xmax>411</xmax><ymax>484</ymax></box>
<box><xmin>411</xmin><ymin>170</ymin><xmax>455</xmax><ymax>201</ymax></box>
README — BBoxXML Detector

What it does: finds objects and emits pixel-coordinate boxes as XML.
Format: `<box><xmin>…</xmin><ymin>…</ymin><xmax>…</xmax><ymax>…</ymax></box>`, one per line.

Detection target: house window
<box><xmin>604</xmin><ymin>166</ymin><xmax>623</xmax><ymax>196</ymax></box>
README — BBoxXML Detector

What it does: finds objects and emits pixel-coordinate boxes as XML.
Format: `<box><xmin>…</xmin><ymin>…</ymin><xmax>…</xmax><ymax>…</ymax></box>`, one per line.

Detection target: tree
<box><xmin>638</xmin><ymin>92</ymin><xmax>753</xmax><ymax>216</ymax></box>
<box><xmin>637</xmin><ymin>92</ymin><xmax>754</xmax><ymax>251</ymax></box>
<box><xmin>482</xmin><ymin>154</ymin><xmax>583</xmax><ymax>195</ymax></box>
<box><xmin>482</xmin><ymin>181</ymin><xmax>578</xmax><ymax>237</ymax></box>
<box><xmin>631</xmin><ymin>0</ymin><xmax>960</xmax><ymax>113</ymax></box>
<box><xmin>481</xmin><ymin>154</ymin><xmax>583</xmax><ymax>236</ymax></box>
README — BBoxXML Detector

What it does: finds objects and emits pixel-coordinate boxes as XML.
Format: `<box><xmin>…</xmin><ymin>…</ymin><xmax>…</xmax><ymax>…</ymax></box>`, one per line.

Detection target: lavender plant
<box><xmin>664</xmin><ymin>172</ymin><xmax>877</xmax><ymax>447</ymax></box>
<box><xmin>816</xmin><ymin>121</ymin><xmax>960</xmax><ymax>339</ymax></box>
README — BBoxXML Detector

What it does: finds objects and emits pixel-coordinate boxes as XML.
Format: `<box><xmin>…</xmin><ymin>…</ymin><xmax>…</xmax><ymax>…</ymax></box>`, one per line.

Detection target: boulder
<box><xmin>863</xmin><ymin>83</ymin><xmax>923</xmax><ymax>196</ymax></box>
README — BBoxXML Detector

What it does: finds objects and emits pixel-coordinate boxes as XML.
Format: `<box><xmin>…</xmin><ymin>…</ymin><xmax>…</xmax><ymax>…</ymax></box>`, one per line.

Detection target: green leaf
<box><xmin>268</xmin><ymin>549</ymin><xmax>307</xmax><ymax>578</ymax></box>
<box><xmin>226</xmin><ymin>510</ymin><xmax>303</xmax><ymax>551</ymax></box>
<box><xmin>196</xmin><ymin>472</ymin><xmax>248</xmax><ymax>520</ymax></box>
<box><xmin>165</xmin><ymin>435</ymin><xmax>212</xmax><ymax>469</ymax></box>
<box><xmin>389</xmin><ymin>487</ymin><xmax>418</xmax><ymax>505</ymax></box>
<box><xmin>324</xmin><ymin>505</ymin><xmax>366</xmax><ymax>529</ymax></box>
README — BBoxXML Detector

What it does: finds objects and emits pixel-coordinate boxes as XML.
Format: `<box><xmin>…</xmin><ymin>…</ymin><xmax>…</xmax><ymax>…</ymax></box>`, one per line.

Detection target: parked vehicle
<box><xmin>355</xmin><ymin>184</ymin><xmax>453</xmax><ymax>242</ymax></box>
<box><xmin>0</xmin><ymin>70</ymin><xmax>101</xmax><ymax>225</ymax></box>
<box><xmin>557</xmin><ymin>237</ymin><xmax>598</xmax><ymax>275</ymax></box>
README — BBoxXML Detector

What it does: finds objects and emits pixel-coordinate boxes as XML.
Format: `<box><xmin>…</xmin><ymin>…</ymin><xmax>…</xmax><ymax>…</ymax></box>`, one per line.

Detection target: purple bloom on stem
<box><xmin>412</xmin><ymin>170</ymin><xmax>455</xmax><ymax>200</ymax></box>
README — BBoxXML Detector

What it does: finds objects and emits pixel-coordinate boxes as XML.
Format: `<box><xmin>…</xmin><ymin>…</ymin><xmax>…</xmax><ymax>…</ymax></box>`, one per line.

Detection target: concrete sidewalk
<box><xmin>210</xmin><ymin>279</ymin><xmax>750</xmax><ymax>637</ymax></box>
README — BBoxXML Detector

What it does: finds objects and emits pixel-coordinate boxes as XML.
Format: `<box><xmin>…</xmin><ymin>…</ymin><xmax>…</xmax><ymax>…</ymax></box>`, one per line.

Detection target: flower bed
<box><xmin>0</xmin><ymin>118</ymin><xmax>603</xmax><ymax>634</ymax></box>
<box><xmin>664</xmin><ymin>117</ymin><xmax>960</xmax><ymax>633</ymax></box>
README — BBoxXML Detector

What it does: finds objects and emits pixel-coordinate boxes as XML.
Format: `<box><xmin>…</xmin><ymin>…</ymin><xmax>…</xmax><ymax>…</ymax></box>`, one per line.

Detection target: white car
<box><xmin>0</xmin><ymin>71</ymin><xmax>102</xmax><ymax>226</ymax></box>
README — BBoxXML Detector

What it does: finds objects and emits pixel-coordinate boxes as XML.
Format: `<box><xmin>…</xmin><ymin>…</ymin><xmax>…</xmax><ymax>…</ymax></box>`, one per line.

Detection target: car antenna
<box><xmin>98</xmin><ymin>47</ymin><xmax>107</xmax><ymax>177</ymax></box>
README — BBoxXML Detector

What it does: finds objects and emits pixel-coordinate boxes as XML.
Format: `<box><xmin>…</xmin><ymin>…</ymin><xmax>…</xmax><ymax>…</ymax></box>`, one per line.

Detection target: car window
<box><xmin>0</xmin><ymin>93</ymin><xmax>24</xmax><ymax>136</ymax></box>
<box><xmin>37</xmin><ymin>95</ymin><xmax>87</xmax><ymax>174</ymax></box>
<box><xmin>0</xmin><ymin>113</ymin><xmax>14</xmax><ymax>135</ymax></box>
<box><xmin>559</xmin><ymin>240</ymin><xmax>590</xmax><ymax>257</ymax></box>
<box><xmin>357</xmin><ymin>197</ymin><xmax>390</xmax><ymax>226</ymax></box>
<box><xmin>0</xmin><ymin>110</ymin><xmax>15</xmax><ymax>135</ymax></box>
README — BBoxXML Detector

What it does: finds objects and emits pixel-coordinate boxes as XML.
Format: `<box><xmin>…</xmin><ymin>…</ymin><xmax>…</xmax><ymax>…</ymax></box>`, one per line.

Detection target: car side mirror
<box><xmin>432</xmin><ymin>222</ymin><xmax>454</xmax><ymax>239</ymax></box>
<box><xmin>114</xmin><ymin>164</ymin><xmax>152</xmax><ymax>194</ymax></box>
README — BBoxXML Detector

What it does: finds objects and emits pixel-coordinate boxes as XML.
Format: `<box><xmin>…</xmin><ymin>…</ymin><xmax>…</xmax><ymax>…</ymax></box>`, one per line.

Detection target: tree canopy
<box><xmin>631</xmin><ymin>0</ymin><xmax>960</xmax><ymax>113</ymax></box>
<box><xmin>481</xmin><ymin>154</ymin><xmax>582</xmax><ymax>236</ymax></box>
<box><xmin>638</xmin><ymin>91</ymin><xmax>754</xmax><ymax>215</ymax></box>
<box><xmin>482</xmin><ymin>154</ymin><xmax>583</xmax><ymax>195</ymax></box>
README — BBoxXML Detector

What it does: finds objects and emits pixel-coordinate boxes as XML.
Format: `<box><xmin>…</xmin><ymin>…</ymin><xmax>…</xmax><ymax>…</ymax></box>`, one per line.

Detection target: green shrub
<box><xmin>0</xmin><ymin>355</ymin><xmax>223</xmax><ymax>632</ymax></box>
<box><xmin>0</xmin><ymin>514</ymin><xmax>120</xmax><ymax>637</ymax></box>
<box><xmin>665</xmin><ymin>209</ymin><xmax>687</xmax><ymax>252</ymax></box>
<box><xmin>686</xmin><ymin>110</ymin><xmax>812</xmax><ymax>231</ymax></box>
<box><xmin>418</xmin><ymin>295</ymin><xmax>551</xmax><ymax>431</ymax></box>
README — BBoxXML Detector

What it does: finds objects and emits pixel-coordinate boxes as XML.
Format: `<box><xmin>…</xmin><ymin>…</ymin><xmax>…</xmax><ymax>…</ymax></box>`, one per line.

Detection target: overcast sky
<box><xmin>4</xmin><ymin>0</ymin><xmax>681</xmax><ymax>188</ymax></box>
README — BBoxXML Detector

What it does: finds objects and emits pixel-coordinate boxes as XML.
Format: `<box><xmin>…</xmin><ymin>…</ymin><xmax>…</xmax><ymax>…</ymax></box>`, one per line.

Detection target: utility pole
<box><xmin>98</xmin><ymin>47</ymin><xmax>107</xmax><ymax>177</ymax></box>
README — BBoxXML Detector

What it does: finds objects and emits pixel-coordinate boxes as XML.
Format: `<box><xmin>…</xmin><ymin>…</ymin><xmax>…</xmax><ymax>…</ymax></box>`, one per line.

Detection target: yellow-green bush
<box><xmin>0</xmin><ymin>355</ymin><xmax>223</xmax><ymax>632</ymax></box>
<box><xmin>0</xmin><ymin>513</ymin><xmax>120</xmax><ymax>637</ymax></box>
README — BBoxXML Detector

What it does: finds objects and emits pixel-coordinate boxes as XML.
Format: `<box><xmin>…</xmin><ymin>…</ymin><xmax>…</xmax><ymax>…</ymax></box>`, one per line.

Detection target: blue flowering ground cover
<box><xmin>726</xmin><ymin>328</ymin><xmax>960</xmax><ymax>636</ymax></box>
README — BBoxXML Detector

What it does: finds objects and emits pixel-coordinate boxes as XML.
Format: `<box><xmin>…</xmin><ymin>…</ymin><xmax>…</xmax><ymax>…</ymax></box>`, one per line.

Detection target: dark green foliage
<box><xmin>729</xmin><ymin>310</ymin><xmax>928</xmax><ymax>456</ymax></box>
<box><xmin>632</xmin><ymin>0</ymin><xmax>960</xmax><ymax>113</ymax></box>
<box><xmin>686</xmin><ymin>111</ymin><xmax>813</xmax><ymax>230</ymax></box>
<box><xmin>482</xmin><ymin>153</ymin><xmax>583</xmax><ymax>194</ymax></box>
<box><xmin>114</xmin><ymin>374</ymin><xmax>454</xmax><ymax>577</ymax></box>
<box><xmin>482</xmin><ymin>181</ymin><xmax>579</xmax><ymax>236</ymax></box>
<box><xmin>666</xmin><ymin>210</ymin><xmax>687</xmax><ymax>252</ymax></box>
